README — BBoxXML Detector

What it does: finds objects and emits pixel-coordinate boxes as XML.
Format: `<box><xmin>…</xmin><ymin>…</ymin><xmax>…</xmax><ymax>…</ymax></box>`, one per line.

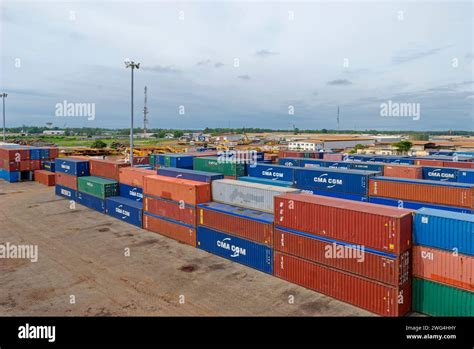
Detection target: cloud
<box><xmin>214</xmin><ymin>62</ymin><xmax>224</xmax><ymax>68</ymax></box>
<box><xmin>327</xmin><ymin>79</ymin><xmax>352</xmax><ymax>86</ymax></box>
<box><xmin>141</xmin><ymin>65</ymin><xmax>181</xmax><ymax>74</ymax></box>
<box><xmin>197</xmin><ymin>59</ymin><xmax>212</xmax><ymax>66</ymax></box>
<box><xmin>237</xmin><ymin>75</ymin><xmax>251</xmax><ymax>80</ymax></box>
<box><xmin>255</xmin><ymin>49</ymin><xmax>278</xmax><ymax>57</ymax></box>
<box><xmin>392</xmin><ymin>46</ymin><xmax>451</xmax><ymax>64</ymax></box>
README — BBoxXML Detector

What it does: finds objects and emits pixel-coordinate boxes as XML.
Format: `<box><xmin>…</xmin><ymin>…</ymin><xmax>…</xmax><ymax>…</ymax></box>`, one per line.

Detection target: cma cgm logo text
<box><xmin>216</xmin><ymin>238</ymin><xmax>246</xmax><ymax>257</ymax></box>
<box><xmin>262</xmin><ymin>168</ymin><xmax>284</xmax><ymax>178</ymax></box>
<box><xmin>313</xmin><ymin>174</ymin><xmax>342</xmax><ymax>188</ymax></box>
<box><xmin>427</xmin><ymin>169</ymin><xmax>455</xmax><ymax>181</ymax></box>
<box><xmin>115</xmin><ymin>206</ymin><xmax>130</xmax><ymax>217</ymax></box>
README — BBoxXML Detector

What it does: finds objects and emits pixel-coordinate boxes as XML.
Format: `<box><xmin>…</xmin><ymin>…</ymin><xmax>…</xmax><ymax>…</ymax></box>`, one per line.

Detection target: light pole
<box><xmin>1</xmin><ymin>93</ymin><xmax>7</xmax><ymax>142</ymax></box>
<box><xmin>124</xmin><ymin>60</ymin><xmax>140</xmax><ymax>166</ymax></box>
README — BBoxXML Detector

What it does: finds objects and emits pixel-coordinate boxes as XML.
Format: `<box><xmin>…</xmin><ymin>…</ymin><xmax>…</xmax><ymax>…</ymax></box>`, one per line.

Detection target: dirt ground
<box><xmin>0</xmin><ymin>181</ymin><xmax>372</xmax><ymax>316</ymax></box>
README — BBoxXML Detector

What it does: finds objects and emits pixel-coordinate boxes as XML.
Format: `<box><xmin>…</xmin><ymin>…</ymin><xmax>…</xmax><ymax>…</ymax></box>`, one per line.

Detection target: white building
<box><xmin>43</xmin><ymin>130</ymin><xmax>65</xmax><ymax>135</ymax></box>
<box><xmin>289</xmin><ymin>138</ymin><xmax>375</xmax><ymax>151</ymax></box>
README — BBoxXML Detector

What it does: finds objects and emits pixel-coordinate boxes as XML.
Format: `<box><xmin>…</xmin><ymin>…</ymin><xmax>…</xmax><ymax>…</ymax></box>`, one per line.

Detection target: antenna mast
<box><xmin>143</xmin><ymin>86</ymin><xmax>149</xmax><ymax>135</ymax></box>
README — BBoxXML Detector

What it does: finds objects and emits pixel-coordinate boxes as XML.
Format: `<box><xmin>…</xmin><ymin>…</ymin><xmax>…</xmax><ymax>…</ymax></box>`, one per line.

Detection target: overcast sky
<box><xmin>1</xmin><ymin>0</ymin><xmax>473</xmax><ymax>130</ymax></box>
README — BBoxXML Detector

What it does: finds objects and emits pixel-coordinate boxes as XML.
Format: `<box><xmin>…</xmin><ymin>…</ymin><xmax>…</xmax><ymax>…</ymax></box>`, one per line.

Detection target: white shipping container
<box><xmin>211</xmin><ymin>179</ymin><xmax>300</xmax><ymax>213</ymax></box>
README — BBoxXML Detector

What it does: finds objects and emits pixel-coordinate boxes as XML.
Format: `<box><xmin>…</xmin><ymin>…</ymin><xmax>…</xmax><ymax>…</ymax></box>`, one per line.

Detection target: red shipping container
<box><xmin>279</xmin><ymin>150</ymin><xmax>304</xmax><ymax>158</ymax></box>
<box><xmin>383</xmin><ymin>164</ymin><xmax>423</xmax><ymax>179</ymax></box>
<box><xmin>198</xmin><ymin>204</ymin><xmax>273</xmax><ymax>246</ymax></box>
<box><xmin>132</xmin><ymin>156</ymin><xmax>150</xmax><ymax>165</ymax></box>
<box><xmin>55</xmin><ymin>172</ymin><xmax>78</xmax><ymax>190</ymax></box>
<box><xmin>442</xmin><ymin>161</ymin><xmax>474</xmax><ymax>169</ymax></box>
<box><xmin>275</xmin><ymin>193</ymin><xmax>412</xmax><ymax>254</ymax></box>
<box><xmin>0</xmin><ymin>159</ymin><xmax>20</xmax><ymax>171</ymax></box>
<box><xmin>323</xmin><ymin>153</ymin><xmax>344</xmax><ymax>161</ymax></box>
<box><xmin>19</xmin><ymin>160</ymin><xmax>41</xmax><ymax>171</ymax></box>
<box><xmin>143</xmin><ymin>175</ymin><xmax>211</xmax><ymax>205</ymax></box>
<box><xmin>34</xmin><ymin>170</ymin><xmax>55</xmax><ymax>186</ymax></box>
<box><xmin>144</xmin><ymin>196</ymin><xmax>196</xmax><ymax>226</ymax></box>
<box><xmin>49</xmin><ymin>147</ymin><xmax>60</xmax><ymax>159</ymax></box>
<box><xmin>0</xmin><ymin>148</ymin><xmax>29</xmax><ymax>161</ymax></box>
<box><xmin>414</xmin><ymin>159</ymin><xmax>444</xmax><ymax>167</ymax></box>
<box><xmin>119</xmin><ymin>167</ymin><xmax>155</xmax><ymax>187</ymax></box>
<box><xmin>143</xmin><ymin>213</ymin><xmax>196</xmax><ymax>246</ymax></box>
<box><xmin>412</xmin><ymin>245</ymin><xmax>473</xmax><ymax>292</ymax></box>
<box><xmin>369</xmin><ymin>177</ymin><xmax>474</xmax><ymax>209</ymax></box>
<box><xmin>90</xmin><ymin>159</ymin><xmax>130</xmax><ymax>181</ymax></box>
<box><xmin>274</xmin><ymin>228</ymin><xmax>410</xmax><ymax>286</ymax></box>
<box><xmin>274</xmin><ymin>252</ymin><xmax>411</xmax><ymax>316</ymax></box>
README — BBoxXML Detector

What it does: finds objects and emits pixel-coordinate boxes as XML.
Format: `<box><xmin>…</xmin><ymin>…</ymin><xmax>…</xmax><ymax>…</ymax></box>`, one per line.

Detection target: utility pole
<box><xmin>124</xmin><ymin>60</ymin><xmax>140</xmax><ymax>166</ymax></box>
<box><xmin>143</xmin><ymin>86</ymin><xmax>149</xmax><ymax>136</ymax></box>
<box><xmin>1</xmin><ymin>93</ymin><xmax>7</xmax><ymax>142</ymax></box>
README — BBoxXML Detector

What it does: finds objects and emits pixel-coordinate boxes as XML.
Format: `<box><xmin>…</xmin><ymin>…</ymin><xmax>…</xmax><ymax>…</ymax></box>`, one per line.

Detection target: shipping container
<box><xmin>198</xmin><ymin>202</ymin><xmax>274</xmax><ymax>245</ymax></box>
<box><xmin>144</xmin><ymin>195</ymin><xmax>196</xmax><ymax>226</ymax></box>
<box><xmin>298</xmin><ymin>188</ymin><xmax>368</xmax><ymax>202</ymax></box>
<box><xmin>274</xmin><ymin>227</ymin><xmax>409</xmax><ymax>286</ymax></box>
<box><xmin>29</xmin><ymin>148</ymin><xmax>50</xmax><ymax>160</ymax></box>
<box><xmin>90</xmin><ymin>159</ymin><xmax>129</xmax><ymax>181</ymax></box>
<box><xmin>55</xmin><ymin>184</ymin><xmax>77</xmax><ymax>200</ymax></box>
<box><xmin>0</xmin><ymin>169</ymin><xmax>20</xmax><ymax>182</ymax></box>
<box><xmin>443</xmin><ymin>161</ymin><xmax>474</xmax><ymax>169</ymax></box>
<box><xmin>42</xmin><ymin>160</ymin><xmax>55</xmax><ymax>172</ymax></box>
<box><xmin>158</xmin><ymin>154</ymin><xmax>194</xmax><ymax>169</ymax></box>
<box><xmin>458</xmin><ymin>169</ymin><xmax>474</xmax><ymax>184</ymax></box>
<box><xmin>367</xmin><ymin>196</ymin><xmax>473</xmax><ymax>214</ymax></box>
<box><xmin>20</xmin><ymin>171</ymin><xmax>34</xmax><ymax>181</ymax></box>
<box><xmin>293</xmin><ymin>167</ymin><xmax>378</xmax><ymax>196</ymax></box>
<box><xmin>412</xmin><ymin>278</ymin><xmax>473</xmax><ymax>316</ymax></box>
<box><xmin>414</xmin><ymin>159</ymin><xmax>444</xmax><ymax>167</ymax></box>
<box><xmin>197</xmin><ymin>226</ymin><xmax>273</xmax><ymax>274</ymax></box>
<box><xmin>77</xmin><ymin>176</ymin><xmax>119</xmax><ymax>199</ymax></box>
<box><xmin>413</xmin><ymin>208</ymin><xmax>474</xmax><ymax>256</ymax></box>
<box><xmin>304</xmin><ymin>159</ymin><xmax>352</xmax><ymax>169</ymax></box>
<box><xmin>422</xmin><ymin>166</ymin><xmax>458</xmax><ymax>182</ymax></box>
<box><xmin>279</xmin><ymin>150</ymin><xmax>321</xmax><ymax>159</ymax></box>
<box><xmin>157</xmin><ymin>167</ymin><xmax>224</xmax><ymax>183</ymax></box>
<box><xmin>55</xmin><ymin>172</ymin><xmax>78</xmax><ymax>190</ymax></box>
<box><xmin>193</xmin><ymin>157</ymin><xmax>246</xmax><ymax>177</ymax></box>
<box><xmin>323</xmin><ymin>153</ymin><xmax>344</xmax><ymax>161</ymax></box>
<box><xmin>76</xmin><ymin>191</ymin><xmax>106</xmax><ymax>213</ymax></box>
<box><xmin>19</xmin><ymin>160</ymin><xmax>41</xmax><ymax>172</ymax></box>
<box><xmin>412</xmin><ymin>245</ymin><xmax>473</xmax><ymax>292</ymax></box>
<box><xmin>132</xmin><ymin>156</ymin><xmax>150</xmax><ymax>166</ymax></box>
<box><xmin>119</xmin><ymin>183</ymin><xmax>143</xmax><ymax>202</ymax></box>
<box><xmin>278</xmin><ymin>158</ymin><xmax>301</xmax><ymax>167</ymax></box>
<box><xmin>275</xmin><ymin>193</ymin><xmax>413</xmax><ymax>254</ymax></box>
<box><xmin>34</xmin><ymin>170</ymin><xmax>55</xmax><ymax>186</ymax></box>
<box><xmin>106</xmin><ymin>196</ymin><xmax>143</xmax><ymax>228</ymax></box>
<box><xmin>0</xmin><ymin>159</ymin><xmax>20</xmax><ymax>171</ymax></box>
<box><xmin>350</xmin><ymin>161</ymin><xmax>385</xmax><ymax>173</ymax></box>
<box><xmin>49</xmin><ymin>148</ymin><xmax>59</xmax><ymax>159</ymax></box>
<box><xmin>369</xmin><ymin>177</ymin><xmax>474</xmax><ymax>209</ymax></box>
<box><xmin>118</xmin><ymin>167</ymin><xmax>155</xmax><ymax>187</ymax></box>
<box><xmin>0</xmin><ymin>147</ymin><xmax>29</xmax><ymax>161</ymax></box>
<box><xmin>212</xmin><ymin>179</ymin><xmax>300</xmax><ymax>213</ymax></box>
<box><xmin>274</xmin><ymin>252</ymin><xmax>411</xmax><ymax>316</ymax></box>
<box><xmin>237</xmin><ymin>176</ymin><xmax>294</xmax><ymax>188</ymax></box>
<box><xmin>246</xmin><ymin>163</ymin><xmax>295</xmax><ymax>182</ymax></box>
<box><xmin>143</xmin><ymin>212</ymin><xmax>196</xmax><ymax>246</ymax></box>
<box><xmin>143</xmin><ymin>175</ymin><xmax>211</xmax><ymax>205</ymax></box>
<box><xmin>55</xmin><ymin>158</ymin><xmax>90</xmax><ymax>176</ymax></box>
<box><xmin>383</xmin><ymin>164</ymin><xmax>423</xmax><ymax>179</ymax></box>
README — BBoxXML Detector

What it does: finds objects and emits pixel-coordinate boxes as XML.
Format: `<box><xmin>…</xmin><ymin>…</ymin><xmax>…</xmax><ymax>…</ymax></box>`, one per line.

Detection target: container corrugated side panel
<box><xmin>212</xmin><ymin>179</ymin><xmax>300</xmax><ymax>213</ymax></box>
<box><xmin>198</xmin><ymin>202</ymin><xmax>274</xmax><ymax>245</ymax></box>
<box><xmin>458</xmin><ymin>169</ymin><xmax>474</xmax><ymax>184</ymax></box>
<box><xmin>119</xmin><ymin>183</ymin><xmax>143</xmax><ymax>202</ymax></box>
<box><xmin>0</xmin><ymin>169</ymin><xmax>20</xmax><ymax>182</ymax></box>
<box><xmin>157</xmin><ymin>167</ymin><xmax>224</xmax><ymax>183</ymax></box>
<box><xmin>143</xmin><ymin>175</ymin><xmax>211</xmax><ymax>205</ymax></box>
<box><xmin>144</xmin><ymin>195</ymin><xmax>196</xmax><ymax>226</ymax></box>
<box><xmin>412</xmin><ymin>245</ymin><xmax>473</xmax><ymax>291</ymax></box>
<box><xmin>55</xmin><ymin>184</ymin><xmax>77</xmax><ymax>199</ymax></box>
<box><xmin>298</xmin><ymin>187</ymin><xmax>368</xmax><ymax>202</ymax></box>
<box><xmin>77</xmin><ymin>176</ymin><xmax>119</xmax><ymax>199</ymax></box>
<box><xmin>105</xmin><ymin>197</ymin><xmax>143</xmax><ymax>227</ymax></box>
<box><xmin>275</xmin><ymin>193</ymin><xmax>413</xmax><ymax>254</ymax></box>
<box><xmin>274</xmin><ymin>227</ymin><xmax>410</xmax><ymax>286</ymax></box>
<box><xmin>444</xmin><ymin>161</ymin><xmax>474</xmax><ymax>169</ymax></box>
<box><xmin>55</xmin><ymin>172</ymin><xmax>78</xmax><ymax>190</ymax></box>
<box><xmin>237</xmin><ymin>176</ymin><xmax>293</xmax><ymax>188</ymax></box>
<box><xmin>246</xmin><ymin>163</ymin><xmax>295</xmax><ymax>182</ymax></box>
<box><xmin>412</xmin><ymin>277</ymin><xmax>474</xmax><ymax>316</ymax></box>
<box><xmin>368</xmin><ymin>196</ymin><xmax>473</xmax><ymax>214</ymax></box>
<box><xmin>413</xmin><ymin>208</ymin><xmax>474</xmax><ymax>256</ymax></box>
<box><xmin>193</xmin><ymin>157</ymin><xmax>246</xmax><ymax>177</ymax></box>
<box><xmin>76</xmin><ymin>191</ymin><xmax>106</xmax><ymax>213</ymax></box>
<box><xmin>55</xmin><ymin>158</ymin><xmax>90</xmax><ymax>176</ymax></box>
<box><xmin>274</xmin><ymin>252</ymin><xmax>411</xmax><ymax>316</ymax></box>
<box><xmin>197</xmin><ymin>226</ymin><xmax>273</xmax><ymax>274</ymax></box>
<box><xmin>143</xmin><ymin>212</ymin><xmax>196</xmax><ymax>246</ymax></box>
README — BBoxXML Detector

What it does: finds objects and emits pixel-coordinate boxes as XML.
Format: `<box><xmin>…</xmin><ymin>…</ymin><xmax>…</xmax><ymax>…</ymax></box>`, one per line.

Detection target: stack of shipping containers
<box><xmin>55</xmin><ymin>158</ymin><xmax>90</xmax><ymax>201</ymax></box>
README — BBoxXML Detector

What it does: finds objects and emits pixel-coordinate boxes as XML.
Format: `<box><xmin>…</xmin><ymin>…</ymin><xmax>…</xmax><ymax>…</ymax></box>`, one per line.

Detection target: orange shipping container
<box><xmin>143</xmin><ymin>213</ymin><xmax>196</xmax><ymax>246</ymax></box>
<box><xmin>119</xmin><ymin>167</ymin><xmax>156</xmax><ymax>187</ymax></box>
<box><xmin>34</xmin><ymin>170</ymin><xmax>55</xmax><ymax>186</ymax></box>
<box><xmin>143</xmin><ymin>175</ymin><xmax>211</xmax><ymax>205</ymax></box>
<box><xmin>383</xmin><ymin>164</ymin><xmax>422</xmax><ymax>179</ymax></box>
<box><xmin>414</xmin><ymin>159</ymin><xmax>444</xmax><ymax>167</ymax></box>
<box><xmin>442</xmin><ymin>161</ymin><xmax>474</xmax><ymax>169</ymax></box>
<box><xmin>90</xmin><ymin>159</ymin><xmax>130</xmax><ymax>181</ymax></box>
<box><xmin>412</xmin><ymin>245</ymin><xmax>473</xmax><ymax>292</ymax></box>
<box><xmin>19</xmin><ymin>160</ymin><xmax>42</xmax><ymax>171</ymax></box>
<box><xmin>55</xmin><ymin>172</ymin><xmax>78</xmax><ymax>190</ymax></box>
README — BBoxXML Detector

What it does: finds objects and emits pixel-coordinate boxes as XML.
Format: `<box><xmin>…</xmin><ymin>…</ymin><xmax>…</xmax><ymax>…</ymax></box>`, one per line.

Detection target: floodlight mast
<box><xmin>124</xmin><ymin>60</ymin><xmax>140</xmax><ymax>166</ymax></box>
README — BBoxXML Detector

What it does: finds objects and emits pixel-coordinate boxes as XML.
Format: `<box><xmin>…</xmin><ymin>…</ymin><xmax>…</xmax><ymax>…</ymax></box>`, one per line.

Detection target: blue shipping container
<box><xmin>0</xmin><ymin>169</ymin><xmax>20</xmax><ymax>182</ymax></box>
<box><xmin>76</xmin><ymin>191</ymin><xmax>106</xmax><ymax>213</ymax></box>
<box><xmin>349</xmin><ymin>161</ymin><xmax>385</xmax><ymax>173</ymax></box>
<box><xmin>413</xmin><ymin>208</ymin><xmax>474</xmax><ymax>256</ymax></box>
<box><xmin>278</xmin><ymin>158</ymin><xmax>301</xmax><ymax>167</ymax></box>
<box><xmin>119</xmin><ymin>183</ymin><xmax>143</xmax><ymax>202</ymax></box>
<box><xmin>237</xmin><ymin>176</ymin><xmax>294</xmax><ymax>188</ymax></box>
<box><xmin>197</xmin><ymin>226</ymin><xmax>273</xmax><ymax>274</ymax></box>
<box><xmin>301</xmin><ymin>159</ymin><xmax>351</xmax><ymax>169</ymax></box>
<box><xmin>55</xmin><ymin>184</ymin><xmax>77</xmax><ymax>200</ymax></box>
<box><xmin>29</xmin><ymin>148</ymin><xmax>50</xmax><ymax>160</ymax></box>
<box><xmin>246</xmin><ymin>163</ymin><xmax>295</xmax><ymax>182</ymax></box>
<box><xmin>423</xmin><ymin>167</ymin><xmax>458</xmax><ymax>182</ymax></box>
<box><xmin>55</xmin><ymin>158</ymin><xmax>90</xmax><ymax>176</ymax></box>
<box><xmin>157</xmin><ymin>167</ymin><xmax>224</xmax><ymax>183</ymax></box>
<box><xmin>368</xmin><ymin>196</ymin><xmax>473</xmax><ymax>214</ymax></box>
<box><xmin>457</xmin><ymin>169</ymin><xmax>474</xmax><ymax>184</ymax></box>
<box><xmin>106</xmin><ymin>196</ymin><xmax>143</xmax><ymax>228</ymax></box>
<box><xmin>299</xmin><ymin>187</ymin><xmax>368</xmax><ymax>202</ymax></box>
<box><xmin>293</xmin><ymin>167</ymin><xmax>378</xmax><ymax>195</ymax></box>
<box><xmin>42</xmin><ymin>160</ymin><xmax>55</xmax><ymax>172</ymax></box>
<box><xmin>158</xmin><ymin>154</ymin><xmax>194</xmax><ymax>169</ymax></box>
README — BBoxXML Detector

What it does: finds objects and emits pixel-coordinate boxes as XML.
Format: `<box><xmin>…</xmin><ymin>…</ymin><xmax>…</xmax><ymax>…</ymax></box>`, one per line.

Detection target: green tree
<box><xmin>173</xmin><ymin>130</ymin><xmax>184</xmax><ymax>138</ymax></box>
<box><xmin>91</xmin><ymin>140</ymin><xmax>107</xmax><ymax>149</ymax></box>
<box><xmin>354</xmin><ymin>144</ymin><xmax>366</xmax><ymax>151</ymax></box>
<box><xmin>393</xmin><ymin>141</ymin><xmax>413</xmax><ymax>154</ymax></box>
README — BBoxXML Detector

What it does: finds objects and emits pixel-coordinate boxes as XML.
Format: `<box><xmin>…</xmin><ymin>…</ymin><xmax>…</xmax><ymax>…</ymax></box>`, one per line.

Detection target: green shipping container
<box><xmin>77</xmin><ymin>176</ymin><xmax>119</xmax><ymax>199</ymax></box>
<box><xmin>193</xmin><ymin>157</ymin><xmax>246</xmax><ymax>177</ymax></box>
<box><xmin>412</xmin><ymin>278</ymin><xmax>474</xmax><ymax>317</ymax></box>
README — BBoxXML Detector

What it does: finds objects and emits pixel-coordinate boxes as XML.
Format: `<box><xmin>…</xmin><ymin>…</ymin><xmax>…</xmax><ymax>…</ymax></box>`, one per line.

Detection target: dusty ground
<box><xmin>0</xmin><ymin>181</ymin><xmax>372</xmax><ymax>316</ymax></box>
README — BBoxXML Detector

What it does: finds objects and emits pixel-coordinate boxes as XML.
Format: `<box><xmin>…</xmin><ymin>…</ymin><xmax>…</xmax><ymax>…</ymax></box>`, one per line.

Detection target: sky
<box><xmin>1</xmin><ymin>0</ymin><xmax>473</xmax><ymax>131</ymax></box>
